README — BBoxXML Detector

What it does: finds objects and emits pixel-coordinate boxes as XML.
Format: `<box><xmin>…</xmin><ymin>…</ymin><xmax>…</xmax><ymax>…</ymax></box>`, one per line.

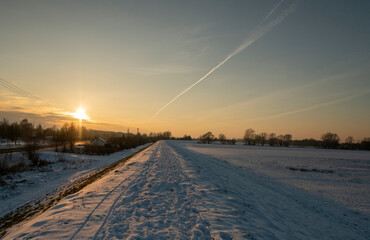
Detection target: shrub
<box><xmin>24</xmin><ymin>144</ymin><xmax>40</xmax><ymax>166</ymax></box>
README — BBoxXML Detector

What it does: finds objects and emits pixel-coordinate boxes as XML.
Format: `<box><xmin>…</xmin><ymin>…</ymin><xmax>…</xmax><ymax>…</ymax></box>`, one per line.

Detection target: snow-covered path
<box><xmin>3</xmin><ymin>141</ymin><xmax>369</xmax><ymax>239</ymax></box>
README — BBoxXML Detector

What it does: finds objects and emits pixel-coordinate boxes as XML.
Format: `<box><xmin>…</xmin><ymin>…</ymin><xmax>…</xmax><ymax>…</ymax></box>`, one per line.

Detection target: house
<box><xmin>91</xmin><ymin>137</ymin><xmax>106</xmax><ymax>146</ymax></box>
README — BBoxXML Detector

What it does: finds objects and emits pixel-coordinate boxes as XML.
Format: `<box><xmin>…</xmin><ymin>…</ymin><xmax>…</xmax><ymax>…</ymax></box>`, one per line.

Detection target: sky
<box><xmin>0</xmin><ymin>0</ymin><xmax>370</xmax><ymax>140</ymax></box>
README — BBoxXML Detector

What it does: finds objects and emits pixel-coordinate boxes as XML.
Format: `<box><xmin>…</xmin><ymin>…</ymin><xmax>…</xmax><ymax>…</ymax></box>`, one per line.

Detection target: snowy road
<box><xmin>3</xmin><ymin>141</ymin><xmax>369</xmax><ymax>239</ymax></box>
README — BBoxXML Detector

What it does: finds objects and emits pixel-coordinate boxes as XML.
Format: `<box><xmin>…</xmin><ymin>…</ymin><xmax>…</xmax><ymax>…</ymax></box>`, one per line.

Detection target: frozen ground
<box><xmin>3</xmin><ymin>141</ymin><xmax>369</xmax><ymax>239</ymax></box>
<box><xmin>0</xmin><ymin>143</ymin><xmax>151</xmax><ymax>217</ymax></box>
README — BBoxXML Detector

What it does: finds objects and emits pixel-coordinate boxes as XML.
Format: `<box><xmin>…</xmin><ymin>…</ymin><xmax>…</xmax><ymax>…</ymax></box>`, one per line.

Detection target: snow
<box><xmin>186</xmin><ymin>143</ymin><xmax>370</xmax><ymax>214</ymax></box>
<box><xmin>0</xmin><ymin>143</ymin><xmax>151</xmax><ymax>217</ymax></box>
<box><xmin>0</xmin><ymin>141</ymin><xmax>33</xmax><ymax>149</ymax></box>
<box><xmin>3</xmin><ymin>141</ymin><xmax>370</xmax><ymax>239</ymax></box>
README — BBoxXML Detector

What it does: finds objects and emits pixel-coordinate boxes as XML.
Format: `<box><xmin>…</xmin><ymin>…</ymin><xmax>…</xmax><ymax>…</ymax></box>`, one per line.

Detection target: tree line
<box><xmin>1</xmin><ymin>118</ymin><xmax>369</xmax><ymax>151</ymax></box>
<box><xmin>197</xmin><ymin>129</ymin><xmax>370</xmax><ymax>150</ymax></box>
<box><xmin>0</xmin><ymin>118</ymin><xmax>173</xmax><ymax>154</ymax></box>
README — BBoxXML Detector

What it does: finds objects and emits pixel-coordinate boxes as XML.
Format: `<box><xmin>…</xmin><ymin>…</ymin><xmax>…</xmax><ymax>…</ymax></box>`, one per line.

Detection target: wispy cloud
<box><xmin>261</xmin><ymin>0</ymin><xmax>285</xmax><ymax>24</ymax></box>
<box><xmin>151</xmin><ymin>1</ymin><xmax>297</xmax><ymax>119</ymax></box>
<box><xmin>134</xmin><ymin>64</ymin><xmax>197</xmax><ymax>76</ymax></box>
<box><xmin>251</xmin><ymin>89</ymin><xmax>370</xmax><ymax>121</ymax></box>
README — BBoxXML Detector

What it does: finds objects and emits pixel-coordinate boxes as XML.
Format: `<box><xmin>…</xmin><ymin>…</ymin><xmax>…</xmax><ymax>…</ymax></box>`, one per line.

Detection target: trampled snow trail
<box><xmin>93</xmin><ymin>141</ymin><xmax>209</xmax><ymax>239</ymax></box>
<box><xmin>69</xmin><ymin>156</ymin><xmax>152</xmax><ymax>239</ymax></box>
<box><xmin>4</xmin><ymin>141</ymin><xmax>369</xmax><ymax>239</ymax></box>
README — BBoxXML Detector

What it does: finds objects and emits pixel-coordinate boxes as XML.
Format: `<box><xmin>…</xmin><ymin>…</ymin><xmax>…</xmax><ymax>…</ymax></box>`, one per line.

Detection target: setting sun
<box><xmin>72</xmin><ymin>107</ymin><xmax>89</xmax><ymax>121</ymax></box>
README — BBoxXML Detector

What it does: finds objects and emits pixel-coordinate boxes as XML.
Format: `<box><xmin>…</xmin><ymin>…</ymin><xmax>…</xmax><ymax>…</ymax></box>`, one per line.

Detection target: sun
<box><xmin>72</xmin><ymin>107</ymin><xmax>90</xmax><ymax>120</ymax></box>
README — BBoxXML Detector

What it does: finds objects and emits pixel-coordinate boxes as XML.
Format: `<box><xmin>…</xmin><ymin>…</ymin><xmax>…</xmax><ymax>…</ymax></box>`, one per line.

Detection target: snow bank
<box><xmin>0</xmin><ymin>143</ymin><xmax>151</xmax><ymax>217</ymax></box>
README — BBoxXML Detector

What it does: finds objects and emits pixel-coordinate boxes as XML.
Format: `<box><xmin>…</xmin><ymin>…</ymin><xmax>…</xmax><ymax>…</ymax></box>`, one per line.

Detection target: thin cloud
<box><xmin>151</xmin><ymin>1</ymin><xmax>296</xmax><ymax>119</ymax></box>
<box><xmin>135</xmin><ymin>64</ymin><xmax>197</xmax><ymax>76</ymax></box>
<box><xmin>251</xmin><ymin>89</ymin><xmax>370</xmax><ymax>121</ymax></box>
<box><xmin>261</xmin><ymin>0</ymin><xmax>285</xmax><ymax>24</ymax></box>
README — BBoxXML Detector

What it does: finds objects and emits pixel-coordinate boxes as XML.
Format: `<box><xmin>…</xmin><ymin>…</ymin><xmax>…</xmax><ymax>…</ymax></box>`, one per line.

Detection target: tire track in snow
<box><xmin>70</xmin><ymin>145</ymin><xmax>158</xmax><ymax>240</ymax></box>
<box><xmin>94</xmin><ymin>141</ymin><xmax>210</xmax><ymax>239</ymax></box>
<box><xmin>92</xmin><ymin>149</ymin><xmax>158</xmax><ymax>239</ymax></box>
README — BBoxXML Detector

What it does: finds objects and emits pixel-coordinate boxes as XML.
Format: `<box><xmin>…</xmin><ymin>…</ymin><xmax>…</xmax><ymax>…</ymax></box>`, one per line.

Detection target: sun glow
<box><xmin>72</xmin><ymin>107</ymin><xmax>90</xmax><ymax>120</ymax></box>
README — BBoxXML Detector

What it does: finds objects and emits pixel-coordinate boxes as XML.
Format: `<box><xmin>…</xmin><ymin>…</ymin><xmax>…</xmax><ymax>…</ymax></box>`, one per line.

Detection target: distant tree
<box><xmin>243</xmin><ymin>128</ymin><xmax>256</xmax><ymax>145</ymax></box>
<box><xmin>162</xmin><ymin>131</ymin><xmax>172</xmax><ymax>140</ymax></box>
<box><xmin>342</xmin><ymin>136</ymin><xmax>355</xmax><ymax>150</ymax></box>
<box><xmin>268</xmin><ymin>133</ymin><xmax>277</xmax><ymax>146</ymax></box>
<box><xmin>229</xmin><ymin>138</ymin><xmax>236</xmax><ymax>145</ymax></box>
<box><xmin>35</xmin><ymin>124</ymin><xmax>44</xmax><ymax>142</ymax></box>
<box><xmin>9</xmin><ymin>122</ymin><xmax>21</xmax><ymax>144</ymax></box>
<box><xmin>321</xmin><ymin>132</ymin><xmax>340</xmax><ymax>149</ymax></box>
<box><xmin>291</xmin><ymin>138</ymin><xmax>321</xmax><ymax>148</ymax></box>
<box><xmin>360</xmin><ymin>137</ymin><xmax>370</xmax><ymax>150</ymax></box>
<box><xmin>260</xmin><ymin>132</ymin><xmax>268</xmax><ymax>146</ymax></box>
<box><xmin>43</xmin><ymin>126</ymin><xmax>56</xmax><ymax>139</ymax></box>
<box><xmin>283</xmin><ymin>134</ymin><xmax>293</xmax><ymax>147</ymax></box>
<box><xmin>57</xmin><ymin>124</ymin><xmax>68</xmax><ymax>151</ymax></box>
<box><xmin>277</xmin><ymin>135</ymin><xmax>284</xmax><ymax>147</ymax></box>
<box><xmin>200</xmin><ymin>131</ymin><xmax>215</xmax><ymax>144</ymax></box>
<box><xmin>219</xmin><ymin>134</ymin><xmax>226</xmax><ymax>144</ymax></box>
<box><xmin>345</xmin><ymin>136</ymin><xmax>355</xmax><ymax>145</ymax></box>
<box><xmin>20</xmin><ymin>119</ymin><xmax>33</xmax><ymax>142</ymax></box>
<box><xmin>254</xmin><ymin>134</ymin><xmax>262</xmax><ymax>145</ymax></box>
<box><xmin>67</xmin><ymin>123</ymin><xmax>78</xmax><ymax>151</ymax></box>
<box><xmin>182</xmin><ymin>135</ymin><xmax>192</xmax><ymax>140</ymax></box>
<box><xmin>81</xmin><ymin>126</ymin><xmax>93</xmax><ymax>140</ymax></box>
<box><xmin>0</xmin><ymin>118</ymin><xmax>10</xmax><ymax>140</ymax></box>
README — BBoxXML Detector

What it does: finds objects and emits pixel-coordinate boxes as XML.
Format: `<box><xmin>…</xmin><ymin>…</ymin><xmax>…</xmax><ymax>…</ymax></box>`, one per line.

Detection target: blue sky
<box><xmin>0</xmin><ymin>0</ymin><xmax>369</xmax><ymax>139</ymax></box>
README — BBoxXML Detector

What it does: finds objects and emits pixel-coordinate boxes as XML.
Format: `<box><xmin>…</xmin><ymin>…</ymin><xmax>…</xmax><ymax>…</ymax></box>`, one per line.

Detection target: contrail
<box><xmin>151</xmin><ymin>1</ymin><xmax>296</xmax><ymax>119</ymax></box>
<box><xmin>252</xmin><ymin>89</ymin><xmax>370</xmax><ymax>121</ymax></box>
<box><xmin>261</xmin><ymin>0</ymin><xmax>285</xmax><ymax>24</ymax></box>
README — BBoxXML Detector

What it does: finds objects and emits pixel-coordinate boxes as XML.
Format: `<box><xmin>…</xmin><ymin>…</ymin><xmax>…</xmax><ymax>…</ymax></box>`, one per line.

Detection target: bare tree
<box><xmin>260</xmin><ymin>132</ymin><xmax>268</xmax><ymax>146</ymax></box>
<box><xmin>20</xmin><ymin>119</ymin><xmax>33</xmax><ymax>143</ymax></box>
<box><xmin>200</xmin><ymin>131</ymin><xmax>215</xmax><ymax>144</ymax></box>
<box><xmin>243</xmin><ymin>128</ymin><xmax>255</xmax><ymax>145</ymax></box>
<box><xmin>277</xmin><ymin>135</ymin><xmax>284</xmax><ymax>147</ymax></box>
<box><xmin>35</xmin><ymin>124</ymin><xmax>44</xmax><ymax>143</ymax></box>
<box><xmin>361</xmin><ymin>137</ymin><xmax>370</xmax><ymax>150</ymax></box>
<box><xmin>9</xmin><ymin>122</ymin><xmax>21</xmax><ymax>145</ymax></box>
<box><xmin>321</xmin><ymin>132</ymin><xmax>340</xmax><ymax>149</ymax></box>
<box><xmin>162</xmin><ymin>131</ymin><xmax>172</xmax><ymax>140</ymax></box>
<box><xmin>345</xmin><ymin>136</ymin><xmax>354</xmax><ymax>144</ymax></box>
<box><xmin>219</xmin><ymin>134</ymin><xmax>226</xmax><ymax>144</ymax></box>
<box><xmin>268</xmin><ymin>133</ymin><xmax>277</xmax><ymax>146</ymax></box>
<box><xmin>283</xmin><ymin>134</ymin><xmax>292</xmax><ymax>147</ymax></box>
<box><xmin>67</xmin><ymin>123</ymin><xmax>78</xmax><ymax>151</ymax></box>
<box><xmin>343</xmin><ymin>136</ymin><xmax>356</xmax><ymax>150</ymax></box>
<box><xmin>254</xmin><ymin>134</ymin><xmax>262</xmax><ymax>145</ymax></box>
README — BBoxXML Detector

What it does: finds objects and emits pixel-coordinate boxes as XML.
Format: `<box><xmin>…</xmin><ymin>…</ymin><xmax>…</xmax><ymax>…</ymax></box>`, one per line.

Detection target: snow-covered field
<box><xmin>0</xmin><ymin>143</ymin><xmax>151</xmax><ymax>217</ymax></box>
<box><xmin>0</xmin><ymin>141</ymin><xmax>37</xmax><ymax>149</ymax></box>
<box><xmin>3</xmin><ymin>140</ymin><xmax>369</xmax><ymax>239</ymax></box>
<box><xmin>187</xmin><ymin>142</ymin><xmax>370</xmax><ymax>214</ymax></box>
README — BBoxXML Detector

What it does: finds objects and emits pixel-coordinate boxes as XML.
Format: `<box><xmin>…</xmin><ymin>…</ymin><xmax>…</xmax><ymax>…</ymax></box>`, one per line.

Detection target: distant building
<box><xmin>91</xmin><ymin>137</ymin><xmax>106</xmax><ymax>146</ymax></box>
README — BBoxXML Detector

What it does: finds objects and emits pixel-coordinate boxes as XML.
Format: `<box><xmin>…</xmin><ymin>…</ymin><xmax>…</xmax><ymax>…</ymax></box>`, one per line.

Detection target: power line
<box><xmin>0</xmin><ymin>78</ymin><xmax>55</xmax><ymax>108</ymax></box>
<box><xmin>0</xmin><ymin>77</ymin><xmax>59</xmax><ymax>111</ymax></box>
